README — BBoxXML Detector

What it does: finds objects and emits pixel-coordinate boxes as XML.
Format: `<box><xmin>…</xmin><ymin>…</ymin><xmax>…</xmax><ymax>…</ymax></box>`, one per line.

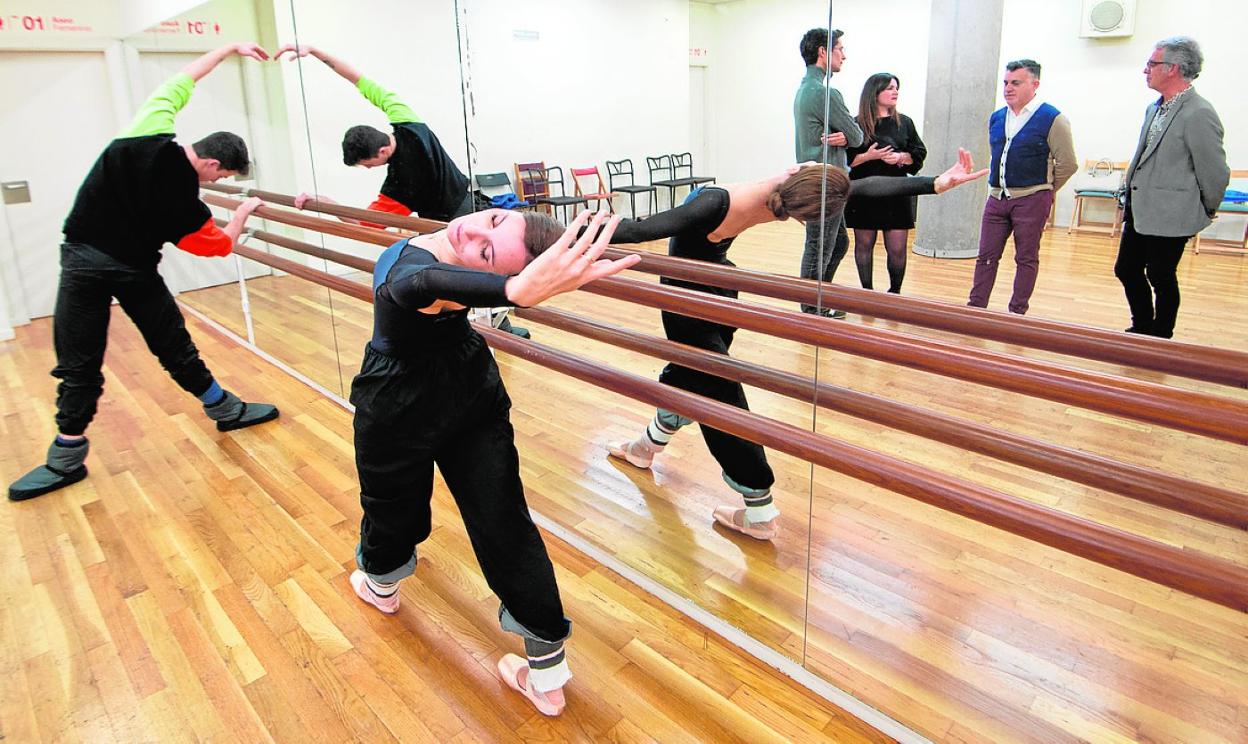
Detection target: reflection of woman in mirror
<box><xmin>350</xmin><ymin>208</ymin><xmax>638</xmax><ymax>716</ymax></box>
<box><xmin>276</xmin><ymin>44</ymin><xmax>472</xmax><ymax>224</ymax></box>
<box><xmin>608</xmin><ymin>153</ymin><xmax>986</xmax><ymax>541</ymax></box>
<box><xmin>845</xmin><ymin>73</ymin><xmax>928</xmax><ymax>294</ymax></box>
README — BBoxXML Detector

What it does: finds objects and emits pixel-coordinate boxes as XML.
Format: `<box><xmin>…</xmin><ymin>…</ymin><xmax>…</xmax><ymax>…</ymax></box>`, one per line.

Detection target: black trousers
<box><xmin>659</xmin><ymin>274</ymin><xmax>775</xmax><ymax>492</ymax></box>
<box><xmin>799</xmin><ymin>212</ymin><xmax>850</xmax><ymax>313</ymax></box>
<box><xmin>1114</xmin><ymin>208</ymin><xmax>1189</xmax><ymax>338</ymax></box>
<box><xmin>52</xmin><ymin>242</ymin><xmax>214</xmax><ymax>435</ymax></box>
<box><xmin>350</xmin><ymin>337</ymin><xmax>569</xmax><ymax>643</ymax></box>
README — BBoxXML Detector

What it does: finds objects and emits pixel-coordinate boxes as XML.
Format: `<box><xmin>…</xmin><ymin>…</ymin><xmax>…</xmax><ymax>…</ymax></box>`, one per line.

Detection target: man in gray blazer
<box><xmin>1116</xmin><ymin>36</ymin><xmax>1229</xmax><ymax>339</ymax></box>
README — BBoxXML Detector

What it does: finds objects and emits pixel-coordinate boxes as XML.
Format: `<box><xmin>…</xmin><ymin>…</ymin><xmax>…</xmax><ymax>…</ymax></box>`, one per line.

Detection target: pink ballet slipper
<box><xmin>606</xmin><ymin>436</ymin><xmax>661</xmax><ymax>469</ymax></box>
<box><xmin>712</xmin><ymin>506</ymin><xmax>779</xmax><ymax>541</ymax></box>
<box><xmin>497</xmin><ymin>653</ymin><xmax>566</xmax><ymax>717</ymax></box>
<box><xmin>349</xmin><ymin>570</ymin><xmax>400</xmax><ymax>614</ymax></box>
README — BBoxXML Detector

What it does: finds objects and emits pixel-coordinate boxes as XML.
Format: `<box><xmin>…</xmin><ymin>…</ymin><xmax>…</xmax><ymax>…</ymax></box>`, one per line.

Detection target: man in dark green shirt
<box><xmin>793</xmin><ymin>28</ymin><xmax>863</xmax><ymax>316</ymax></box>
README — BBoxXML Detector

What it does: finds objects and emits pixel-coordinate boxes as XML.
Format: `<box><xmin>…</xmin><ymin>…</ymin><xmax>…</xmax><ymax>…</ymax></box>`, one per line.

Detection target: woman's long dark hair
<box><xmin>856</xmin><ymin>73</ymin><xmax>899</xmax><ymax>143</ymax></box>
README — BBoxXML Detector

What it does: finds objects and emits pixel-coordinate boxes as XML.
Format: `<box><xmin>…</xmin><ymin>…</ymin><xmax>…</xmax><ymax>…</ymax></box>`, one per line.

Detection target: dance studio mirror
<box><xmin>445</xmin><ymin>0</ymin><xmax>846</xmax><ymax>663</ymax></box>
<box><xmin>801</xmin><ymin>1</ymin><xmax>1248</xmax><ymax>737</ymax></box>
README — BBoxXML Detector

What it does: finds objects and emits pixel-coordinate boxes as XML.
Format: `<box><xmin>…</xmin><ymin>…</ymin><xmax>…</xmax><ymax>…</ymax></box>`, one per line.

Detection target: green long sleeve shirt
<box><xmin>793</xmin><ymin>65</ymin><xmax>862</xmax><ymax>169</ymax></box>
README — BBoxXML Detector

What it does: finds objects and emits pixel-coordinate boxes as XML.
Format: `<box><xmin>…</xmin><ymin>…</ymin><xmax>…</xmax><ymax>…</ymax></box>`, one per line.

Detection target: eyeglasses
<box><xmin>1145</xmin><ymin>60</ymin><xmax>1171</xmax><ymax>68</ymax></box>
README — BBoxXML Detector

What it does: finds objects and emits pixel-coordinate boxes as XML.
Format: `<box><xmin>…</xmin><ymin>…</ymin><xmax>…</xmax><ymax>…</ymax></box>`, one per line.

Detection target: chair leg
<box><xmin>1067</xmin><ymin>197</ymin><xmax>1079</xmax><ymax>234</ymax></box>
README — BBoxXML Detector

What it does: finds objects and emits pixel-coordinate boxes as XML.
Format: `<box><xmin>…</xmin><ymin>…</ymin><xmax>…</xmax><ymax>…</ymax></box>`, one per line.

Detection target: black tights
<box><xmin>853</xmin><ymin>229</ymin><xmax>910</xmax><ymax>293</ymax></box>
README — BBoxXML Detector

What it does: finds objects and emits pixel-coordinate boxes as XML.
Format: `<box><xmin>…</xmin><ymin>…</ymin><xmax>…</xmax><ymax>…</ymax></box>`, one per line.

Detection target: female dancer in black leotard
<box><xmin>351</xmin><ymin>208</ymin><xmax>637</xmax><ymax>717</ymax></box>
<box><xmin>608</xmin><ymin>151</ymin><xmax>987</xmax><ymax>541</ymax></box>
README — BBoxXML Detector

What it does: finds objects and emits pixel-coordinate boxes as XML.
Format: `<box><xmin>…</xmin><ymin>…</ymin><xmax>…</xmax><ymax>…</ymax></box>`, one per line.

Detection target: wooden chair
<box><xmin>1194</xmin><ymin>169</ymin><xmax>1248</xmax><ymax>256</ymax></box>
<box><xmin>606</xmin><ymin>158</ymin><xmax>656</xmax><ymax>218</ymax></box>
<box><xmin>1068</xmin><ymin>158</ymin><xmax>1128</xmax><ymax>237</ymax></box>
<box><xmin>569</xmin><ymin>166</ymin><xmax>618</xmax><ymax>213</ymax></box>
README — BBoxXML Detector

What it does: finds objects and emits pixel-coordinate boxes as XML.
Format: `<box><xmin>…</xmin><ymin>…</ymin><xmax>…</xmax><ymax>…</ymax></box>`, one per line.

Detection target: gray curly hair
<box><xmin>1156</xmin><ymin>36</ymin><xmax>1203</xmax><ymax>80</ymax></box>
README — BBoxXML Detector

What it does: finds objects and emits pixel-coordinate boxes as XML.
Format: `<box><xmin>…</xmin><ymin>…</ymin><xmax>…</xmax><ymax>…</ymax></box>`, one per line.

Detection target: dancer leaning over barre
<box><xmin>8</xmin><ymin>43</ymin><xmax>279</xmax><ymax>502</ymax></box>
<box><xmin>607</xmin><ymin>151</ymin><xmax>987</xmax><ymax>540</ymax></box>
<box><xmin>350</xmin><ymin>207</ymin><xmax>637</xmax><ymax>716</ymax></box>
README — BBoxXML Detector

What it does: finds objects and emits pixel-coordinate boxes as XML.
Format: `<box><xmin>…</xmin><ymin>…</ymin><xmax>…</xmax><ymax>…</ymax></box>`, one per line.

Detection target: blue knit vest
<box><xmin>988</xmin><ymin>102</ymin><xmax>1059</xmax><ymax>189</ymax></box>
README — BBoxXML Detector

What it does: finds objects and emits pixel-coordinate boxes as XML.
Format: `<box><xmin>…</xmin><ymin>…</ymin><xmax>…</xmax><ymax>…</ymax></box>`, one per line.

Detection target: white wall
<box><xmin>691</xmin><ymin>0</ymin><xmax>933</xmax><ymax>184</ymax></box>
<box><xmin>1000</xmin><ymin>0</ymin><xmax>1247</xmax><ymax>237</ymax></box>
<box><xmin>462</xmin><ymin>0</ymin><xmax>689</xmax><ymax>198</ymax></box>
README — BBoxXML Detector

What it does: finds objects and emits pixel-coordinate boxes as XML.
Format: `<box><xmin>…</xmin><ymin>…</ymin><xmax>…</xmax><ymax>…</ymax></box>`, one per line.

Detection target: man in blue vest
<box><xmin>967</xmin><ymin>59</ymin><xmax>1076</xmax><ymax>315</ymax></box>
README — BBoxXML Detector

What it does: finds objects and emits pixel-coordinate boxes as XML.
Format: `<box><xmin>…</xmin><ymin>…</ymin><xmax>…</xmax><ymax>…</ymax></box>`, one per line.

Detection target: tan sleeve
<box><xmin>1048</xmin><ymin>114</ymin><xmax>1077</xmax><ymax>192</ymax></box>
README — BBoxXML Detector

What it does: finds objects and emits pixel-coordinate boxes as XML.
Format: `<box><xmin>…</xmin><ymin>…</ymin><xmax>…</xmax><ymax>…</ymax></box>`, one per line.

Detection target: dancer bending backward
<box><xmin>350</xmin><ymin>208</ymin><xmax>638</xmax><ymax>717</ymax></box>
<box><xmin>607</xmin><ymin>151</ymin><xmax>987</xmax><ymax>540</ymax></box>
<box><xmin>8</xmin><ymin>43</ymin><xmax>278</xmax><ymax>502</ymax></box>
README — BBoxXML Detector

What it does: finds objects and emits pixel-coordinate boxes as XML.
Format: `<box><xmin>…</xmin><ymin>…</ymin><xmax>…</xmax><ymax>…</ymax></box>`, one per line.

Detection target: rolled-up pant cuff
<box><xmin>356</xmin><ymin>543</ymin><xmax>417</xmax><ymax>584</ymax></box>
<box><xmin>499</xmin><ymin>606</ymin><xmax>572</xmax><ymax>692</ymax></box>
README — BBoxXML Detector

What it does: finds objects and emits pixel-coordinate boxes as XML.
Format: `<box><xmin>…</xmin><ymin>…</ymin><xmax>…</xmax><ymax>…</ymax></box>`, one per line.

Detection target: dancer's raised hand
<box><xmin>505</xmin><ymin>210</ymin><xmax>640</xmax><ymax>307</ymax></box>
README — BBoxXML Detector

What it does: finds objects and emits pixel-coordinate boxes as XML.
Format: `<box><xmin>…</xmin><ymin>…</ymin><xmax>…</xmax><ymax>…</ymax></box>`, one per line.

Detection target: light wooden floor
<box><xmin>0</xmin><ymin>312</ymin><xmax>893</xmax><ymax>743</ymax></box>
<box><xmin>26</xmin><ymin>221</ymin><xmax>1247</xmax><ymax>742</ymax></box>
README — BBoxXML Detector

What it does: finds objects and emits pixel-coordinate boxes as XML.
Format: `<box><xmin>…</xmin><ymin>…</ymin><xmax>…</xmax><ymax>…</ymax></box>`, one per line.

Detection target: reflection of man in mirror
<box><xmin>793</xmin><ymin>27</ymin><xmax>862</xmax><ymax>317</ymax></box>
<box><xmin>1116</xmin><ymin>37</ymin><xmax>1227</xmax><ymax>339</ymax></box>
<box><xmin>967</xmin><ymin>59</ymin><xmax>1076</xmax><ymax>316</ymax></box>
<box><xmin>279</xmin><ymin>44</ymin><xmax>472</xmax><ymax>226</ymax></box>
<box><xmin>8</xmin><ymin>43</ymin><xmax>280</xmax><ymax>502</ymax></box>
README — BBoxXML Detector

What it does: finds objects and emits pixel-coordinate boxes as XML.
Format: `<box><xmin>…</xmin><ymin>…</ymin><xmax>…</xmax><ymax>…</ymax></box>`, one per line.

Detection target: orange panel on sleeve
<box><xmin>361</xmin><ymin>193</ymin><xmax>413</xmax><ymax>228</ymax></box>
<box><xmin>176</xmin><ymin>219</ymin><xmax>233</xmax><ymax>257</ymax></box>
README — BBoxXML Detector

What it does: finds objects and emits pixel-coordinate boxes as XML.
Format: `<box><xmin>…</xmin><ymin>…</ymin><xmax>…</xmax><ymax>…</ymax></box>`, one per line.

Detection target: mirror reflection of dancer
<box><xmin>607</xmin><ymin>153</ymin><xmax>987</xmax><ymax>541</ymax></box>
<box><xmin>350</xmin><ymin>207</ymin><xmax>638</xmax><ymax>716</ymax></box>
<box><xmin>8</xmin><ymin>43</ymin><xmax>279</xmax><ymax>502</ymax></box>
<box><xmin>277</xmin><ymin>43</ymin><xmax>532</xmax><ymax>338</ymax></box>
<box><xmin>277</xmin><ymin>43</ymin><xmax>471</xmax><ymax>224</ymax></box>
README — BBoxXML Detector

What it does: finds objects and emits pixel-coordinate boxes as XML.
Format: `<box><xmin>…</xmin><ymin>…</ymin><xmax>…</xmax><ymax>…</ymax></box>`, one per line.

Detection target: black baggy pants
<box><xmin>52</xmin><ymin>242</ymin><xmax>215</xmax><ymax>435</ymax></box>
<box><xmin>658</xmin><ymin>274</ymin><xmax>776</xmax><ymax>492</ymax></box>
<box><xmin>350</xmin><ymin>337</ymin><xmax>570</xmax><ymax>644</ymax></box>
<box><xmin>1114</xmin><ymin>207</ymin><xmax>1189</xmax><ymax>339</ymax></box>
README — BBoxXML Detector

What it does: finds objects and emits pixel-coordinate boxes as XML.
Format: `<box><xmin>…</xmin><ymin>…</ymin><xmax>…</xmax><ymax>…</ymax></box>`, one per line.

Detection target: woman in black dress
<box><xmin>844</xmin><ymin>73</ymin><xmax>928</xmax><ymax>293</ymax></box>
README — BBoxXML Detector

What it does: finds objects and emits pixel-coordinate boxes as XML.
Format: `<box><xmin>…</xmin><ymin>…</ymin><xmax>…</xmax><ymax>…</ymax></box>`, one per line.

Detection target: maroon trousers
<box><xmin>967</xmin><ymin>189</ymin><xmax>1053</xmax><ymax>315</ymax></box>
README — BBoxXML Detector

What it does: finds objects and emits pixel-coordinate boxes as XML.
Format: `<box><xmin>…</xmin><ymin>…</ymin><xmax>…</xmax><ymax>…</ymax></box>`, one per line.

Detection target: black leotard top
<box><xmin>370</xmin><ymin>240</ymin><xmax>511</xmax><ymax>357</ymax></box>
<box><xmin>609</xmin><ymin>177</ymin><xmax>938</xmax><ymax>259</ymax></box>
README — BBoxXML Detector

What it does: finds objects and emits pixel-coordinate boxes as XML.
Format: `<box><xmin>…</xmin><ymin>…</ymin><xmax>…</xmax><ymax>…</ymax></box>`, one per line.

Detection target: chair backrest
<box><xmin>544</xmin><ymin>165</ymin><xmax>569</xmax><ymax>197</ymax></box>
<box><xmin>671</xmin><ymin>151</ymin><xmax>695</xmax><ymax>178</ymax></box>
<box><xmin>475</xmin><ymin>172</ymin><xmax>514</xmax><ymax>192</ymax></box>
<box><xmin>605</xmin><ymin>159</ymin><xmax>636</xmax><ymax>189</ymax></box>
<box><xmin>515</xmin><ymin>161</ymin><xmax>549</xmax><ymax>202</ymax></box>
<box><xmin>570</xmin><ymin>166</ymin><xmax>611</xmax><ymax>198</ymax></box>
<box><xmin>646</xmin><ymin>154</ymin><xmax>672</xmax><ymax>182</ymax></box>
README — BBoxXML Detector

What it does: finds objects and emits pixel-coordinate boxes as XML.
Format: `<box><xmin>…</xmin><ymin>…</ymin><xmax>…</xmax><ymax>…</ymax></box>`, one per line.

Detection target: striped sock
<box><xmin>365</xmin><ymin>575</ymin><xmax>398</xmax><ymax>597</ymax></box>
<box><xmin>645</xmin><ymin>416</ymin><xmax>677</xmax><ymax>447</ymax></box>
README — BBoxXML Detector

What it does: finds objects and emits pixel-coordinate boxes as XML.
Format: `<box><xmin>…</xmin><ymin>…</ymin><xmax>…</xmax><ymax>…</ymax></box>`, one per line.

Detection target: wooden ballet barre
<box><xmin>216</xmin><ymin>219</ymin><xmax>375</xmax><ymax>274</ymax></box>
<box><xmin>202</xmin><ymin>182</ymin><xmax>445</xmax><ymax>233</ymax></box>
<box><xmin>222</xmin><ymin>244</ymin><xmax>1248</xmax><ymax>611</ymax></box>
<box><xmin>514</xmin><ymin>306</ymin><xmax>1248</xmax><ymax>529</ymax></box>
<box><xmin>203</xmin><ymin>193</ymin><xmax>401</xmax><ymax>247</ymax></box>
<box><xmin>583</xmin><ymin>277</ymin><xmax>1248</xmax><ymax>445</ymax></box>
<box><xmin>206</xmin><ymin>184</ymin><xmax>1247</xmax><ymax>386</ymax></box>
<box><xmin>602</xmin><ymin>247</ymin><xmax>1248</xmax><ymax>389</ymax></box>
<box><xmin>224</xmin><ymin>223</ymin><xmax>1246</xmax><ymax>525</ymax></box>
<box><xmin>213</xmin><ymin>195</ymin><xmax>1247</xmax><ymax>443</ymax></box>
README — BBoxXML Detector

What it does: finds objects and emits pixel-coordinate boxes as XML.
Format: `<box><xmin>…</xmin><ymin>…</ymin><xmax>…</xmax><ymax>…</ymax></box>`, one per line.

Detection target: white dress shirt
<box><xmin>1000</xmin><ymin>98</ymin><xmax>1040</xmax><ymax>197</ymax></box>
